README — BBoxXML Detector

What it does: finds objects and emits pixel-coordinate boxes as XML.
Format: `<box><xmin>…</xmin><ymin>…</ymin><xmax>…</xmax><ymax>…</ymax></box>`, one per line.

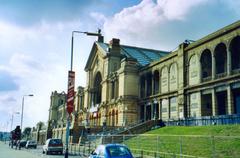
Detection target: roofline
<box><xmin>185</xmin><ymin>20</ymin><xmax>240</xmax><ymax>51</ymax></box>
<box><xmin>96</xmin><ymin>41</ymin><xmax>169</xmax><ymax>54</ymax></box>
<box><xmin>121</xmin><ymin>44</ymin><xmax>169</xmax><ymax>54</ymax></box>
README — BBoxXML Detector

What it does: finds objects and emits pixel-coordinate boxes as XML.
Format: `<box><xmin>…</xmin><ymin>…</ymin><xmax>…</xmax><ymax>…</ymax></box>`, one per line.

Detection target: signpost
<box><xmin>67</xmin><ymin>71</ymin><xmax>75</xmax><ymax>114</ymax></box>
<box><xmin>65</xmin><ymin>71</ymin><xmax>75</xmax><ymax>158</ymax></box>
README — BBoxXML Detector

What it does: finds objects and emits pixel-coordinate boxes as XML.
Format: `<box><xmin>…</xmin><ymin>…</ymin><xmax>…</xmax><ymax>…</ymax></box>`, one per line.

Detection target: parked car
<box><xmin>89</xmin><ymin>144</ymin><xmax>134</xmax><ymax>158</ymax></box>
<box><xmin>26</xmin><ymin>140</ymin><xmax>37</xmax><ymax>149</ymax></box>
<box><xmin>19</xmin><ymin>140</ymin><xmax>27</xmax><ymax>148</ymax></box>
<box><xmin>42</xmin><ymin>138</ymin><xmax>63</xmax><ymax>155</ymax></box>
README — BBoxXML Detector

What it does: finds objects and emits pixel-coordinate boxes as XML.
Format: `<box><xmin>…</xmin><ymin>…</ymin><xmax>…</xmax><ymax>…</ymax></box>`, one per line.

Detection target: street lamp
<box><xmin>10</xmin><ymin>112</ymin><xmax>20</xmax><ymax>131</ymax></box>
<box><xmin>65</xmin><ymin>29</ymin><xmax>102</xmax><ymax>158</ymax></box>
<box><xmin>20</xmin><ymin>94</ymin><xmax>34</xmax><ymax>134</ymax></box>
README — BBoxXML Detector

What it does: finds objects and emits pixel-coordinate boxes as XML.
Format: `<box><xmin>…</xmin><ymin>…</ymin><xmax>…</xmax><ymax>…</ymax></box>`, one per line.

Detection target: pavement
<box><xmin>0</xmin><ymin>141</ymin><xmax>86</xmax><ymax>158</ymax></box>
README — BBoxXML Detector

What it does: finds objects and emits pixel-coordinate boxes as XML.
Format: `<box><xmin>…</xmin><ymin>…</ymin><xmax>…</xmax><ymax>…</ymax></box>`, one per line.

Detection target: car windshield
<box><xmin>49</xmin><ymin>139</ymin><xmax>62</xmax><ymax>145</ymax></box>
<box><xmin>107</xmin><ymin>146</ymin><xmax>131</xmax><ymax>157</ymax></box>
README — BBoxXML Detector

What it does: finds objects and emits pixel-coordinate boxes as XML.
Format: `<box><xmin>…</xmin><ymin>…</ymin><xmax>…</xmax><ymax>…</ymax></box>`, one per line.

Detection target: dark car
<box><xmin>26</xmin><ymin>140</ymin><xmax>37</xmax><ymax>149</ymax></box>
<box><xmin>19</xmin><ymin>140</ymin><xmax>27</xmax><ymax>148</ymax></box>
<box><xmin>89</xmin><ymin>144</ymin><xmax>134</xmax><ymax>158</ymax></box>
<box><xmin>42</xmin><ymin>138</ymin><xmax>63</xmax><ymax>155</ymax></box>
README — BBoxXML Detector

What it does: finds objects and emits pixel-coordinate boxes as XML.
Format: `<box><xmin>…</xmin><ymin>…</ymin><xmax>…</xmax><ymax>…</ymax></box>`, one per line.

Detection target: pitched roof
<box><xmin>96</xmin><ymin>42</ymin><xmax>169</xmax><ymax>66</ymax></box>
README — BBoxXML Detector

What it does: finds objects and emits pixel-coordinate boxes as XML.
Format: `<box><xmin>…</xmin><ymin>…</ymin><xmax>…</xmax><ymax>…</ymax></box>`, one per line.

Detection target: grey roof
<box><xmin>96</xmin><ymin>42</ymin><xmax>169</xmax><ymax>66</ymax></box>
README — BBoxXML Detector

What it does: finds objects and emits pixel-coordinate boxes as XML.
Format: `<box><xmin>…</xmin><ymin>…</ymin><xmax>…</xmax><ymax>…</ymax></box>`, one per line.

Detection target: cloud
<box><xmin>90</xmin><ymin>0</ymin><xmax>209</xmax><ymax>50</ymax></box>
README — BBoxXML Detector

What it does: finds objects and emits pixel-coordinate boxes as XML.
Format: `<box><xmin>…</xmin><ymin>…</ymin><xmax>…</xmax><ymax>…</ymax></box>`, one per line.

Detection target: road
<box><xmin>0</xmin><ymin>141</ymin><xmax>85</xmax><ymax>158</ymax></box>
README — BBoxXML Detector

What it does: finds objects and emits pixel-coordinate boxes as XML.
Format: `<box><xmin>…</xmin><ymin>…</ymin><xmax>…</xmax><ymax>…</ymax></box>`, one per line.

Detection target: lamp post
<box><xmin>10</xmin><ymin>112</ymin><xmax>20</xmax><ymax>132</ymax></box>
<box><xmin>20</xmin><ymin>94</ymin><xmax>34</xmax><ymax>134</ymax></box>
<box><xmin>65</xmin><ymin>29</ymin><xmax>102</xmax><ymax>158</ymax></box>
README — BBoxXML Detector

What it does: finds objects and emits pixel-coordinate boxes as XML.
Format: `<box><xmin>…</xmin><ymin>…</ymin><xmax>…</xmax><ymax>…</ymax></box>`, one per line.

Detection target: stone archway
<box><xmin>200</xmin><ymin>49</ymin><xmax>212</xmax><ymax>81</ymax></box>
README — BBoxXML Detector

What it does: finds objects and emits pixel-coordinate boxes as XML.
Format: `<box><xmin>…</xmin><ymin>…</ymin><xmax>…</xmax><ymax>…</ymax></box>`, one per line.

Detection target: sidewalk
<box><xmin>0</xmin><ymin>141</ymin><xmax>41</xmax><ymax>158</ymax></box>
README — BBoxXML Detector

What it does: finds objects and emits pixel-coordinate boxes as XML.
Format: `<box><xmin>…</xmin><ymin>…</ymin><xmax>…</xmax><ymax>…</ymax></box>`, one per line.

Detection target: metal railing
<box><xmin>164</xmin><ymin>114</ymin><xmax>240</xmax><ymax>126</ymax></box>
<box><xmin>75</xmin><ymin>134</ymin><xmax>240</xmax><ymax>158</ymax></box>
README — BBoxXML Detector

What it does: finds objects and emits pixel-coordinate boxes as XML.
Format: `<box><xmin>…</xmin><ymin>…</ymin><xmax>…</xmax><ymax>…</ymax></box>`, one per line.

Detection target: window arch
<box><xmin>214</xmin><ymin>43</ymin><xmax>227</xmax><ymax>75</ymax></box>
<box><xmin>153</xmin><ymin>70</ymin><xmax>159</xmax><ymax>94</ymax></box>
<box><xmin>140</xmin><ymin>75</ymin><xmax>146</xmax><ymax>98</ymax></box>
<box><xmin>229</xmin><ymin>36</ymin><xmax>240</xmax><ymax>71</ymax></box>
<box><xmin>93</xmin><ymin>72</ymin><xmax>102</xmax><ymax>104</ymax></box>
<box><xmin>189</xmin><ymin>54</ymin><xmax>200</xmax><ymax>85</ymax></box>
<box><xmin>146</xmin><ymin>72</ymin><xmax>152</xmax><ymax>96</ymax></box>
<box><xmin>200</xmin><ymin>49</ymin><xmax>212</xmax><ymax>81</ymax></box>
<box><xmin>169</xmin><ymin>63</ymin><xmax>178</xmax><ymax>91</ymax></box>
<box><xmin>161</xmin><ymin>66</ymin><xmax>168</xmax><ymax>93</ymax></box>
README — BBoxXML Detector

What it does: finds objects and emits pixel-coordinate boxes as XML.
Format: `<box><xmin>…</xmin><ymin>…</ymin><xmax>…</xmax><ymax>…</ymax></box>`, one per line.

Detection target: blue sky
<box><xmin>0</xmin><ymin>0</ymin><xmax>239</xmax><ymax>131</ymax></box>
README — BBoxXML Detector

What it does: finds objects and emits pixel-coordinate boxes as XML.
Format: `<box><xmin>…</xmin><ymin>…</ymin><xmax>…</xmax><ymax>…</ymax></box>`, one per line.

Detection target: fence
<box><xmin>68</xmin><ymin>134</ymin><xmax>240</xmax><ymax>158</ymax></box>
<box><xmin>165</xmin><ymin>114</ymin><xmax>240</xmax><ymax>126</ymax></box>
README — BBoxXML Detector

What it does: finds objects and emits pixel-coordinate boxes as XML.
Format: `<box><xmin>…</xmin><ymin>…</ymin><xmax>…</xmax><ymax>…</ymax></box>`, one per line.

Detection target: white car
<box><xmin>42</xmin><ymin>138</ymin><xmax>63</xmax><ymax>155</ymax></box>
<box><xmin>25</xmin><ymin>140</ymin><xmax>37</xmax><ymax>149</ymax></box>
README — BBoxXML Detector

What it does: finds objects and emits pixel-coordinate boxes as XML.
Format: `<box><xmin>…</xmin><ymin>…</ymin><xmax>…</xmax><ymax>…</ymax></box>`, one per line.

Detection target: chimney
<box><xmin>109</xmin><ymin>38</ymin><xmax>120</xmax><ymax>54</ymax></box>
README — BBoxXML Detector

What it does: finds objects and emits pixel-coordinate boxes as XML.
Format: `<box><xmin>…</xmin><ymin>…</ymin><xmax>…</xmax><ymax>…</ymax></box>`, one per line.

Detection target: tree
<box><xmin>36</xmin><ymin>121</ymin><xmax>45</xmax><ymax>142</ymax></box>
<box><xmin>36</xmin><ymin>121</ymin><xmax>45</xmax><ymax>131</ymax></box>
<box><xmin>23</xmin><ymin>127</ymin><xmax>31</xmax><ymax>140</ymax></box>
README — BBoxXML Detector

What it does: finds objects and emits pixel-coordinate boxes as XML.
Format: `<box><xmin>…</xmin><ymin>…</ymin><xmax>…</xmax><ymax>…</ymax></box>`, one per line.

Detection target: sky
<box><xmin>0</xmin><ymin>0</ymin><xmax>239</xmax><ymax>132</ymax></box>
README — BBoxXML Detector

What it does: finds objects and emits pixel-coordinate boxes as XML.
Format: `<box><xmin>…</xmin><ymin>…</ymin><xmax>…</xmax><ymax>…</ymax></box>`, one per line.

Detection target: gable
<box><xmin>84</xmin><ymin>42</ymin><xmax>107</xmax><ymax>71</ymax></box>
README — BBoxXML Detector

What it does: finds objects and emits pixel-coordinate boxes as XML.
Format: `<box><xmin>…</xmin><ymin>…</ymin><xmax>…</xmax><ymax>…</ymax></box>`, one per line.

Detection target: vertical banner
<box><xmin>67</xmin><ymin>71</ymin><xmax>75</xmax><ymax>114</ymax></box>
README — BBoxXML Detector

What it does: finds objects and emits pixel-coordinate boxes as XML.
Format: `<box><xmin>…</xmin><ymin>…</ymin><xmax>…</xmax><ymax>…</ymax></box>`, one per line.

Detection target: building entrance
<box><xmin>201</xmin><ymin>93</ymin><xmax>212</xmax><ymax>116</ymax></box>
<box><xmin>146</xmin><ymin>105</ymin><xmax>151</xmax><ymax>120</ymax></box>
<box><xmin>233</xmin><ymin>88</ymin><xmax>240</xmax><ymax>114</ymax></box>
<box><xmin>216</xmin><ymin>91</ymin><xmax>227</xmax><ymax>115</ymax></box>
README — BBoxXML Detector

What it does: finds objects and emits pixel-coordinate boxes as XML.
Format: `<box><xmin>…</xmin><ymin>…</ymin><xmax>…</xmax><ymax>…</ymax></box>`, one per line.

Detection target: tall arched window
<box><xmin>200</xmin><ymin>49</ymin><xmax>212</xmax><ymax>81</ymax></box>
<box><xmin>153</xmin><ymin>70</ymin><xmax>159</xmax><ymax>94</ymax></box>
<box><xmin>169</xmin><ymin>63</ymin><xmax>178</xmax><ymax>91</ymax></box>
<box><xmin>93</xmin><ymin>72</ymin><xmax>102</xmax><ymax>105</ymax></box>
<box><xmin>146</xmin><ymin>73</ymin><xmax>152</xmax><ymax>96</ymax></box>
<box><xmin>230</xmin><ymin>36</ymin><xmax>240</xmax><ymax>71</ymax></box>
<box><xmin>112</xmin><ymin>110</ymin><xmax>115</xmax><ymax>126</ymax></box>
<box><xmin>161</xmin><ymin>66</ymin><xmax>168</xmax><ymax>93</ymax></box>
<box><xmin>140</xmin><ymin>75</ymin><xmax>146</xmax><ymax>98</ymax></box>
<box><xmin>214</xmin><ymin>43</ymin><xmax>227</xmax><ymax>76</ymax></box>
<box><xmin>189</xmin><ymin>54</ymin><xmax>200</xmax><ymax>85</ymax></box>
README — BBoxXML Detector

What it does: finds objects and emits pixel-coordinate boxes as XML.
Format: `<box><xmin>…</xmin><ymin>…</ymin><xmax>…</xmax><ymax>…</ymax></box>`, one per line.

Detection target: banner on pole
<box><xmin>67</xmin><ymin>71</ymin><xmax>75</xmax><ymax>114</ymax></box>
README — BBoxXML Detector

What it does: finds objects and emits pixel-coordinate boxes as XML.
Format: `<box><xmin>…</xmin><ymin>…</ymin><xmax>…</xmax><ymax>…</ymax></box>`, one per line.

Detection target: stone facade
<box><xmin>47</xmin><ymin>20</ymin><xmax>240</xmax><ymax>141</ymax></box>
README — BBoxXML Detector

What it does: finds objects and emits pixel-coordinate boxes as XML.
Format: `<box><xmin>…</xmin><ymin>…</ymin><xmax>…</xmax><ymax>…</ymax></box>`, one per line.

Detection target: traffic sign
<box><xmin>67</xmin><ymin>71</ymin><xmax>75</xmax><ymax>114</ymax></box>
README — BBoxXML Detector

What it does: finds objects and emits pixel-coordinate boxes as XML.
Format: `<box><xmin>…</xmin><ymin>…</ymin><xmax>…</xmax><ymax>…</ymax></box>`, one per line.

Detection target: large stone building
<box><xmin>48</xmin><ymin>20</ymin><xmax>240</xmax><ymax>141</ymax></box>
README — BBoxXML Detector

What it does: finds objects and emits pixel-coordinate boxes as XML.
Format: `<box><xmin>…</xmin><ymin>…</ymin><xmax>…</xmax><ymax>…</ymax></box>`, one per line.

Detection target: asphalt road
<box><xmin>0</xmin><ymin>141</ymin><xmax>85</xmax><ymax>158</ymax></box>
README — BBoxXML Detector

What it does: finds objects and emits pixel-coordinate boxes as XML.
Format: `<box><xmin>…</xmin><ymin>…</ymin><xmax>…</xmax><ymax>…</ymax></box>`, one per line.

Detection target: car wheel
<box><xmin>42</xmin><ymin>150</ymin><xmax>45</xmax><ymax>154</ymax></box>
<box><xmin>46</xmin><ymin>151</ymin><xmax>49</xmax><ymax>155</ymax></box>
<box><xmin>59</xmin><ymin>151</ymin><xmax>63</xmax><ymax>155</ymax></box>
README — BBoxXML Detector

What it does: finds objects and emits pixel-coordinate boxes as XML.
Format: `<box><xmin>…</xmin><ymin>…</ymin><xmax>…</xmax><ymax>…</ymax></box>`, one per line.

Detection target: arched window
<box><xmin>189</xmin><ymin>54</ymin><xmax>200</xmax><ymax>85</ymax></box>
<box><xmin>161</xmin><ymin>67</ymin><xmax>168</xmax><ymax>93</ymax></box>
<box><xmin>108</xmin><ymin>112</ymin><xmax>111</xmax><ymax>126</ymax></box>
<box><xmin>230</xmin><ymin>36</ymin><xmax>240</xmax><ymax>71</ymax></box>
<box><xmin>116</xmin><ymin>110</ymin><xmax>118</xmax><ymax>126</ymax></box>
<box><xmin>200</xmin><ymin>49</ymin><xmax>212</xmax><ymax>81</ymax></box>
<box><xmin>140</xmin><ymin>75</ymin><xmax>145</xmax><ymax>98</ymax></box>
<box><xmin>169</xmin><ymin>63</ymin><xmax>178</xmax><ymax>91</ymax></box>
<box><xmin>153</xmin><ymin>70</ymin><xmax>159</xmax><ymax>94</ymax></box>
<box><xmin>214</xmin><ymin>43</ymin><xmax>227</xmax><ymax>76</ymax></box>
<box><xmin>112</xmin><ymin>110</ymin><xmax>115</xmax><ymax>126</ymax></box>
<box><xmin>146</xmin><ymin>73</ymin><xmax>152</xmax><ymax>96</ymax></box>
<box><xmin>94</xmin><ymin>72</ymin><xmax>102</xmax><ymax>104</ymax></box>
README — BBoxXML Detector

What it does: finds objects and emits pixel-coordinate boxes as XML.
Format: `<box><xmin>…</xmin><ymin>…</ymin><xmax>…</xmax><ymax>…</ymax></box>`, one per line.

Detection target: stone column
<box><xmin>151</xmin><ymin>102</ymin><xmax>154</xmax><ymax>119</ymax></box>
<box><xmin>227</xmin><ymin>85</ymin><xmax>234</xmax><ymax>114</ymax></box>
<box><xmin>144</xmin><ymin>104</ymin><xmax>146</xmax><ymax>121</ymax></box>
<box><xmin>212</xmin><ymin>54</ymin><xmax>216</xmax><ymax>79</ymax></box>
<box><xmin>159</xmin><ymin>100</ymin><xmax>162</xmax><ymax>119</ymax></box>
<box><xmin>227</xmin><ymin>50</ymin><xmax>232</xmax><ymax>75</ymax></box>
<box><xmin>212</xmin><ymin>89</ymin><xmax>217</xmax><ymax>116</ymax></box>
